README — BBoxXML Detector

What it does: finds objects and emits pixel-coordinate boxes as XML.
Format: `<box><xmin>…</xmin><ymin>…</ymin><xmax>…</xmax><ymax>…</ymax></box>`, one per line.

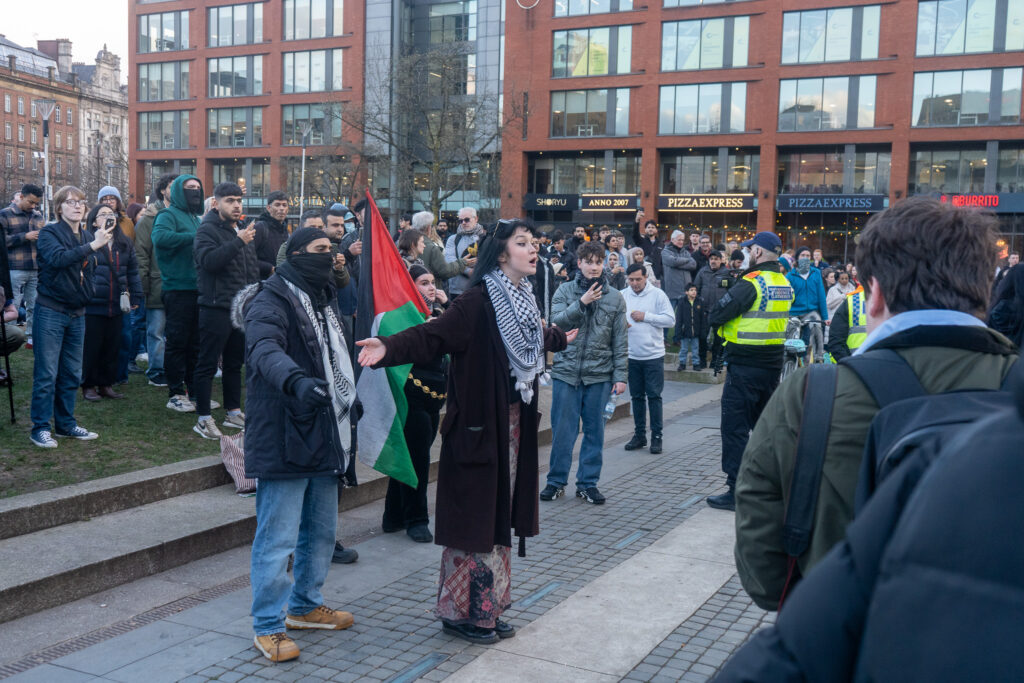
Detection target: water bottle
<box><xmin>603</xmin><ymin>391</ymin><xmax>618</xmax><ymax>421</ymax></box>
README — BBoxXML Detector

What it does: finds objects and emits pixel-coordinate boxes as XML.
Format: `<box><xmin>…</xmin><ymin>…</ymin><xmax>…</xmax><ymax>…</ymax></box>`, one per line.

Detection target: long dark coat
<box><xmin>376</xmin><ymin>284</ymin><xmax>567</xmax><ymax>554</ymax></box>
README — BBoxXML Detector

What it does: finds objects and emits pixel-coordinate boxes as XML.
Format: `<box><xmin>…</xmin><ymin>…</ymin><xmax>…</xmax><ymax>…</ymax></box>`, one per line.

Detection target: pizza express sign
<box><xmin>657</xmin><ymin>194</ymin><xmax>755</xmax><ymax>212</ymax></box>
<box><xmin>777</xmin><ymin>194</ymin><xmax>886</xmax><ymax>212</ymax></box>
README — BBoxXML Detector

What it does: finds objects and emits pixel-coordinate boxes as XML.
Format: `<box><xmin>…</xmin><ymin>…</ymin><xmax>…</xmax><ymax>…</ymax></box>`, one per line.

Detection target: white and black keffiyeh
<box><xmin>285</xmin><ymin>280</ymin><xmax>357</xmax><ymax>462</ymax></box>
<box><xmin>483</xmin><ymin>270</ymin><xmax>547</xmax><ymax>404</ymax></box>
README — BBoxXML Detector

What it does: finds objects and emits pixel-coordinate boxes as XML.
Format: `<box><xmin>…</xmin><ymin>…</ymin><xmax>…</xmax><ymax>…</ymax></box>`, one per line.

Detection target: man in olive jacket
<box><xmin>543</xmin><ymin>241</ymin><xmax>628</xmax><ymax>505</ymax></box>
<box><xmin>735</xmin><ymin>197</ymin><xmax>1019</xmax><ymax>611</ymax></box>
<box><xmin>134</xmin><ymin>172</ymin><xmax>177</xmax><ymax>386</ymax></box>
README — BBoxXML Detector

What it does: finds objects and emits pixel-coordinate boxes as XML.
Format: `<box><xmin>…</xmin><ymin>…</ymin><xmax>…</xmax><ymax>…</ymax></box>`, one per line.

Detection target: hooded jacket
<box><xmin>152</xmin><ymin>175</ymin><xmax>202</xmax><ymax>292</ymax></box>
<box><xmin>620</xmin><ymin>280</ymin><xmax>675</xmax><ymax>360</ymax></box>
<box><xmin>252</xmin><ymin>210</ymin><xmax>290</xmax><ymax>279</ymax></box>
<box><xmin>194</xmin><ymin>209</ymin><xmax>260</xmax><ymax>310</ymax></box>
<box><xmin>134</xmin><ymin>201</ymin><xmax>164</xmax><ymax>309</ymax></box>
<box><xmin>550</xmin><ymin>272</ymin><xmax>628</xmax><ymax>386</ymax></box>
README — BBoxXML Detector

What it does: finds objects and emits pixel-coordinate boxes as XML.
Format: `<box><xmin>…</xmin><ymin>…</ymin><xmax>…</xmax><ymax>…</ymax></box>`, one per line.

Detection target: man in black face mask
<box><xmin>153</xmin><ymin>174</ymin><xmax>206</xmax><ymax>413</ymax></box>
<box><xmin>240</xmin><ymin>226</ymin><xmax>358</xmax><ymax>663</ymax></box>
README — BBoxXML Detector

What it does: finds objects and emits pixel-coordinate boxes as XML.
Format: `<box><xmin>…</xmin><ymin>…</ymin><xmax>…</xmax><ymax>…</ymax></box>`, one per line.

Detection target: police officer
<box><xmin>824</xmin><ymin>284</ymin><xmax>868</xmax><ymax>360</ymax></box>
<box><xmin>706</xmin><ymin>232</ymin><xmax>794</xmax><ymax>510</ymax></box>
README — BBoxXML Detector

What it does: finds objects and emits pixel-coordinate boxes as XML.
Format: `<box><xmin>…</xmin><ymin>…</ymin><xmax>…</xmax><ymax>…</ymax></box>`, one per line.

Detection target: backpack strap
<box><xmin>779</xmin><ymin>364</ymin><xmax>838</xmax><ymax>607</ymax></box>
<box><xmin>841</xmin><ymin>348</ymin><xmax>926</xmax><ymax>408</ymax></box>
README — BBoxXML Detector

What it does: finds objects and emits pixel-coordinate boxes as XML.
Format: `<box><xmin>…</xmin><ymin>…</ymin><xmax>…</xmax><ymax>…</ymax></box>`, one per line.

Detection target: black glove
<box><xmin>292</xmin><ymin>377</ymin><xmax>332</xmax><ymax>411</ymax></box>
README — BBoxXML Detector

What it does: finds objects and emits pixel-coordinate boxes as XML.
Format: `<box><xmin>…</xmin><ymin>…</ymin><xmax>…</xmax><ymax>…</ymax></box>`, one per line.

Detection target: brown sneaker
<box><xmin>254</xmin><ymin>632</ymin><xmax>300</xmax><ymax>662</ymax></box>
<box><xmin>285</xmin><ymin>605</ymin><xmax>354</xmax><ymax>630</ymax></box>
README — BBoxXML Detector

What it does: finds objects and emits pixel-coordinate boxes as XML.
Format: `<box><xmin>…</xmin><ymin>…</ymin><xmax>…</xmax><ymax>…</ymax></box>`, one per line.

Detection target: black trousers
<box><xmin>710</xmin><ymin>328</ymin><xmax>725</xmax><ymax>369</ymax></box>
<box><xmin>382</xmin><ymin>392</ymin><xmax>441</xmax><ymax>530</ymax></box>
<box><xmin>719</xmin><ymin>363</ymin><xmax>780</xmax><ymax>489</ymax></box>
<box><xmin>698</xmin><ymin>320</ymin><xmax>709</xmax><ymax>368</ymax></box>
<box><xmin>193</xmin><ymin>306</ymin><xmax>244</xmax><ymax>415</ymax></box>
<box><xmin>162</xmin><ymin>290</ymin><xmax>199</xmax><ymax>398</ymax></box>
<box><xmin>82</xmin><ymin>313</ymin><xmax>122</xmax><ymax>387</ymax></box>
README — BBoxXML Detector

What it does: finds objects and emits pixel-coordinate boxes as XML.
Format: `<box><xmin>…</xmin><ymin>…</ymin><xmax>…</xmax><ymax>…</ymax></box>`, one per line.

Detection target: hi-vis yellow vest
<box><xmin>847</xmin><ymin>286</ymin><xmax>868</xmax><ymax>351</ymax></box>
<box><xmin>721</xmin><ymin>270</ymin><xmax>794</xmax><ymax>345</ymax></box>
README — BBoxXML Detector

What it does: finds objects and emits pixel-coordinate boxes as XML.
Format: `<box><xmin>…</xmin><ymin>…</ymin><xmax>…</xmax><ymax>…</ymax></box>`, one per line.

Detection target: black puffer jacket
<box><xmin>85</xmin><ymin>235</ymin><xmax>143</xmax><ymax>317</ymax></box>
<box><xmin>242</xmin><ymin>274</ymin><xmax>346</xmax><ymax>479</ymax></box>
<box><xmin>194</xmin><ymin>210</ymin><xmax>259</xmax><ymax>309</ymax></box>
<box><xmin>716</xmin><ymin>361</ymin><xmax>1024</xmax><ymax>683</ymax></box>
<box><xmin>252</xmin><ymin>210</ymin><xmax>289</xmax><ymax>279</ymax></box>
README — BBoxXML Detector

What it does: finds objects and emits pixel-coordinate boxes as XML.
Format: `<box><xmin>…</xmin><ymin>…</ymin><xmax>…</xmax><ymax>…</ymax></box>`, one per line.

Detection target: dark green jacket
<box><xmin>734</xmin><ymin>324</ymin><xmax>1018</xmax><ymax>610</ymax></box>
<box><xmin>550</xmin><ymin>273</ymin><xmax>628</xmax><ymax>386</ymax></box>
<box><xmin>152</xmin><ymin>175</ymin><xmax>202</xmax><ymax>292</ymax></box>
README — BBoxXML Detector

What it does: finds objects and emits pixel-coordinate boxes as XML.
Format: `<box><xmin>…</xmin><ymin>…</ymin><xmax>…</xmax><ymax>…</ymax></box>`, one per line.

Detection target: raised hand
<box><xmin>356</xmin><ymin>337</ymin><xmax>387</xmax><ymax>367</ymax></box>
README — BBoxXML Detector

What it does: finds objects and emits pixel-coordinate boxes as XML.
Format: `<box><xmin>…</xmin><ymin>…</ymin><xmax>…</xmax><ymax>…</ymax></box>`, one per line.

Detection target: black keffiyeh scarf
<box><xmin>483</xmin><ymin>270</ymin><xmax>546</xmax><ymax>404</ymax></box>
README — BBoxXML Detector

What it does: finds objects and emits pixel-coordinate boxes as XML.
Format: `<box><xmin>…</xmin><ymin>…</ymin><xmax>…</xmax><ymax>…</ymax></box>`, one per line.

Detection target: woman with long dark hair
<box><xmin>398</xmin><ymin>229</ymin><xmax>425</xmax><ymax>269</ymax></box>
<box><xmin>81</xmin><ymin>203</ymin><xmax>142</xmax><ymax>400</ymax></box>
<box><xmin>357</xmin><ymin>220</ymin><xmax>577</xmax><ymax>645</ymax></box>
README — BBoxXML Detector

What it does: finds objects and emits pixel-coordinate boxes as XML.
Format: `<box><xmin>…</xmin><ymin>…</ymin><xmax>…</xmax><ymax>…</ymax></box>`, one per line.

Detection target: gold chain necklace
<box><xmin>408</xmin><ymin>373</ymin><xmax>446</xmax><ymax>400</ymax></box>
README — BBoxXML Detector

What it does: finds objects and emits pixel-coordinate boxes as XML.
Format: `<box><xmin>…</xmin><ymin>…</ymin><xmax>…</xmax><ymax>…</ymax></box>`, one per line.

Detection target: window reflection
<box><xmin>778</xmin><ymin>76</ymin><xmax>876</xmax><ymax>130</ymax></box>
<box><xmin>553</xmin><ymin>26</ymin><xmax>631</xmax><ymax>77</ymax></box>
<box><xmin>909</xmin><ymin>147</ymin><xmax>988</xmax><ymax>194</ymax></box>
<box><xmin>912</xmin><ymin>67</ymin><xmax>1022</xmax><ymax>126</ymax></box>
<box><xmin>660</xmin><ymin>83</ymin><xmax>746</xmax><ymax>135</ymax></box>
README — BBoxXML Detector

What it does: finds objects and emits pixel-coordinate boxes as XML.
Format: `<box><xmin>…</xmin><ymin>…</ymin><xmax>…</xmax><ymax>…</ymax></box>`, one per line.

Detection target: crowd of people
<box><xmin>3</xmin><ymin>184</ymin><xmax>1022</xmax><ymax>672</ymax></box>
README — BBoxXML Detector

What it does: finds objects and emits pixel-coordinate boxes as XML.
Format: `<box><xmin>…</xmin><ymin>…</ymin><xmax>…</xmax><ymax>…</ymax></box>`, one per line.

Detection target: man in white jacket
<box><xmin>621</xmin><ymin>263</ymin><xmax>676</xmax><ymax>454</ymax></box>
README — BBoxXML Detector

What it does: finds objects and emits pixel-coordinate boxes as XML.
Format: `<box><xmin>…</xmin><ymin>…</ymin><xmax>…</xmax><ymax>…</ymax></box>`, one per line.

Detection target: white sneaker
<box><xmin>135</xmin><ymin>352</ymin><xmax>149</xmax><ymax>364</ymax></box>
<box><xmin>167</xmin><ymin>395</ymin><xmax>195</xmax><ymax>413</ymax></box>
<box><xmin>222</xmin><ymin>412</ymin><xmax>245</xmax><ymax>430</ymax></box>
<box><xmin>210</xmin><ymin>399</ymin><xmax>221</xmax><ymax>410</ymax></box>
<box><xmin>194</xmin><ymin>416</ymin><xmax>223</xmax><ymax>440</ymax></box>
<box><xmin>214</xmin><ymin>368</ymin><xmax>222</xmax><ymax>379</ymax></box>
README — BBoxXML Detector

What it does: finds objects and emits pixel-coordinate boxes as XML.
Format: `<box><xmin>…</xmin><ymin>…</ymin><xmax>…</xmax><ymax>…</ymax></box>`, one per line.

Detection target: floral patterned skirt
<box><xmin>434</xmin><ymin>402</ymin><xmax>521</xmax><ymax>628</ymax></box>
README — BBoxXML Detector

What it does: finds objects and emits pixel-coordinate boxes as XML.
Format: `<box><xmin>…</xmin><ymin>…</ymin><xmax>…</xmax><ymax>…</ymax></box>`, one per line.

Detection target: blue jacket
<box><xmin>242</xmin><ymin>274</ymin><xmax>346</xmax><ymax>480</ymax></box>
<box><xmin>716</xmin><ymin>363</ymin><xmax>1024</xmax><ymax>683</ymax></box>
<box><xmin>86</xmin><ymin>235</ymin><xmax>143</xmax><ymax>317</ymax></box>
<box><xmin>36</xmin><ymin>219</ymin><xmax>97</xmax><ymax>314</ymax></box>
<box><xmin>786</xmin><ymin>268</ymin><xmax>829</xmax><ymax>320</ymax></box>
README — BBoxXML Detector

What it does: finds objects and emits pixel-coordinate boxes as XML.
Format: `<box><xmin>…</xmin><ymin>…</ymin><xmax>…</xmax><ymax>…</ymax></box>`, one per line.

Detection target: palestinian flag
<box><xmin>354</xmin><ymin>192</ymin><xmax>430</xmax><ymax>488</ymax></box>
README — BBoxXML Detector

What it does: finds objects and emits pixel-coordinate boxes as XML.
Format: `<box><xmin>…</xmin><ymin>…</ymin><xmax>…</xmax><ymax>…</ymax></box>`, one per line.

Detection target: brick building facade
<box><xmin>500</xmin><ymin>0</ymin><xmax>1024</xmax><ymax>262</ymax></box>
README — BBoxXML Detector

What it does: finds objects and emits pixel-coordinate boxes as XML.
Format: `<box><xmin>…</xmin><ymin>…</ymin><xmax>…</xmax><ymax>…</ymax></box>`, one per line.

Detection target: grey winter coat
<box><xmin>550</xmin><ymin>274</ymin><xmax>628</xmax><ymax>387</ymax></box>
<box><xmin>661</xmin><ymin>244</ymin><xmax>697</xmax><ymax>300</ymax></box>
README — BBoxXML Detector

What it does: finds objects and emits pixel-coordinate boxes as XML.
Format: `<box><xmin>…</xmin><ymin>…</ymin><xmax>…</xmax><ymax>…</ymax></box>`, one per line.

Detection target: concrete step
<box><xmin>0</xmin><ymin>393</ymin><xmax>631</xmax><ymax>624</ymax></box>
<box><xmin>665</xmin><ymin>366</ymin><xmax>726</xmax><ymax>384</ymax></box>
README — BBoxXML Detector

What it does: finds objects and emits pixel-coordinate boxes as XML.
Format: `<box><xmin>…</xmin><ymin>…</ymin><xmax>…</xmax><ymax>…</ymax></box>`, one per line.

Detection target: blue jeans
<box><xmin>628</xmin><ymin>357</ymin><xmax>664</xmax><ymax>438</ymax></box>
<box><xmin>145</xmin><ymin>307</ymin><xmax>166</xmax><ymax>379</ymax></box>
<box><xmin>547</xmin><ymin>379</ymin><xmax>611</xmax><ymax>490</ymax></box>
<box><xmin>678</xmin><ymin>338</ymin><xmax>699</xmax><ymax>368</ymax></box>
<box><xmin>31</xmin><ymin>304</ymin><xmax>85</xmax><ymax>434</ymax></box>
<box><xmin>251</xmin><ymin>476</ymin><xmax>339</xmax><ymax>636</ymax></box>
<box><xmin>131</xmin><ymin>300</ymin><xmax>147</xmax><ymax>356</ymax></box>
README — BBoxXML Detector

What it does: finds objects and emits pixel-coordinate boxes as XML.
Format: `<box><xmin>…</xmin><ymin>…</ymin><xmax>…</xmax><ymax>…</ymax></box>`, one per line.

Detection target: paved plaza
<box><xmin>1</xmin><ymin>382</ymin><xmax>776</xmax><ymax>682</ymax></box>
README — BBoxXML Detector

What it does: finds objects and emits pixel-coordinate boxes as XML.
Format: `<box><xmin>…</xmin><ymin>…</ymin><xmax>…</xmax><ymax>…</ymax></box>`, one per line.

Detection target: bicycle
<box><xmin>780</xmin><ymin>316</ymin><xmax>825</xmax><ymax>382</ymax></box>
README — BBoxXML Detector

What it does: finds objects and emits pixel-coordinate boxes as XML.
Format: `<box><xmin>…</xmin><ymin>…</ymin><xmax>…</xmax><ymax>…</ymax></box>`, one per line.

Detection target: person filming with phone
<box><xmin>29</xmin><ymin>186</ymin><xmax>113</xmax><ymax>448</ymax></box>
<box><xmin>80</xmin><ymin>203</ymin><xmax>142</xmax><ymax>402</ymax></box>
<box><xmin>541</xmin><ymin>241</ymin><xmax>628</xmax><ymax>506</ymax></box>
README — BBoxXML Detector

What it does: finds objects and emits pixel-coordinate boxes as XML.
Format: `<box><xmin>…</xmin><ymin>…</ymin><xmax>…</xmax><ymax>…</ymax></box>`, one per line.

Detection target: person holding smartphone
<box><xmin>80</xmin><ymin>204</ymin><xmax>143</xmax><ymax>401</ymax></box>
<box><xmin>30</xmin><ymin>186</ymin><xmax>114</xmax><ymax>448</ymax></box>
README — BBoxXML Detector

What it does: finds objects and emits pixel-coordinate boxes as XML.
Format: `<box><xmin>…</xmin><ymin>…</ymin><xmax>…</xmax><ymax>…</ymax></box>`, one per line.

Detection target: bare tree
<box><xmin>343</xmin><ymin>42</ymin><xmax>520</xmax><ymax>220</ymax></box>
<box><xmin>77</xmin><ymin>134</ymin><xmax>130</xmax><ymax>204</ymax></box>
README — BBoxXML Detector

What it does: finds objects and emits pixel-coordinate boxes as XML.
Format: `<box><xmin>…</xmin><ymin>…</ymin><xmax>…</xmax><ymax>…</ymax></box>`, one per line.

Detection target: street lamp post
<box><xmin>299</xmin><ymin>122</ymin><xmax>313</xmax><ymax>218</ymax></box>
<box><xmin>32</xmin><ymin>99</ymin><xmax>56</xmax><ymax>219</ymax></box>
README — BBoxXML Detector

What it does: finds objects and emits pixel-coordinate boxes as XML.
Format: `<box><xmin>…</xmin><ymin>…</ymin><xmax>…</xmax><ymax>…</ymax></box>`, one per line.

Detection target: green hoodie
<box><xmin>152</xmin><ymin>175</ymin><xmax>202</xmax><ymax>291</ymax></box>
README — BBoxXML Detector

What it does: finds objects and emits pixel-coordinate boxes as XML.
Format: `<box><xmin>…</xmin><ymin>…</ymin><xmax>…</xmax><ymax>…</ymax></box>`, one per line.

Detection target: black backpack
<box><xmin>780</xmin><ymin>348</ymin><xmax>1017</xmax><ymax>605</ymax></box>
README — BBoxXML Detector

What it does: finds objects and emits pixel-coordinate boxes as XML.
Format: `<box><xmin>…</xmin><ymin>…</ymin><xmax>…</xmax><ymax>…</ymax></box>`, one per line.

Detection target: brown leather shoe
<box><xmin>98</xmin><ymin>386</ymin><xmax>125</xmax><ymax>399</ymax></box>
<box><xmin>83</xmin><ymin>387</ymin><xmax>101</xmax><ymax>402</ymax></box>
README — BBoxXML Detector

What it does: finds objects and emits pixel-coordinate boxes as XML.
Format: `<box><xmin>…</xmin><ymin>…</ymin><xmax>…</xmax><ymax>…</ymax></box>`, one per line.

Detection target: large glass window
<box><xmin>777</xmin><ymin>148</ymin><xmax>890</xmax><ymax>194</ymax></box>
<box><xmin>212</xmin><ymin>160</ymin><xmax>271</xmax><ymax>199</ymax></box>
<box><xmin>915</xmin><ymin>0</ymin><xmax>1018</xmax><ymax>55</ymax></box>
<box><xmin>912</xmin><ymin>68</ymin><xmax>1022</xmax><ymax>126</ymax></box>
<box><xmin>207</xmin><ymin>3</ymin><xmax>263</xmax><ymax>47</ymax></box>
<box><xmin>207</xmin><ymin>107</ymin><xmax>263</xmax><ymax>148</ymax></box>
<box><xmin>552</xmin><ymin>26</ymin><xmax>632</xmax><ymax>78</ymax></box>
<box><xmin>778</xmin><ymin>75</ymin><xmax>877</xmax><ymax>131</ymax></box>
<box><xmin>781</xmin><ymin>5</ymin><xmax>879</xmax><ymax>64</ymax></box>
<box><xmin>660</xmin><ymin>150</ymin><xmax>759</xmax><ymax>193</ymax></box>
<box><xmin>662</xmin><ymin>16</ymin><xmax>749</xmax><ymax>70</ymax></box>
<box><xmin>997</xmin><ymin>145</ymin><xmax>1024</xmax><ymax>193</ymax></box>
<box><xmin>429</xmin><ymin>1</ymin><xmax>476</xmax><ymax>43</ymax></box>
<box><xmin>659</xmin><ymin>82</ymin><xmax>746</xmax><ymax>134</ymax></box>
<box><xmin>909</xmin><ymin>146</ymin><xmax>987</xmax><ymax>194</ymax></box>
<box><xmin>284</xmin><ymin>0</ymin><xmax>344</xmax><ymax>40</ymax></box>
<box><xmin>283</xmin><ymin>50</ymin><xmax>343</xmax><ymax>93</ymax></box>
<box><xmin>663</xmin><ymin>0</ymin><xmax>742</xmax><ymax>8</ymax></box>
<box><xmin>138</xmin><ymin>111</ymin><xmax>190</xmax><ymax>150</ymax></box>
<box><xmin>139</xmin><ymin>10</ymin><xmax>189</xmax><ymax>53</ymax></box>
<box><xmin>138</xmin><ymin>61</ymin><xmax>190</xmax><ymax>101</ymax></box>
<box><xmin>550</xmin><ymin>88</ymin><xmax>629</xmax><ymax>137</ymax></box>
<box><xmin>208</xmin><ymin>56</ymin><xmax>263</xmax><ymax>97</ymax></box>
<box><xmin>528</xmin><ymin>152</ymin><xmax>641</xmax><ymax>194</ymax></box>
<box><xmin>555</xmin><ymin>0</ymin><xmax>631</xmax><ymax>17</ymax></box>
<box><xmin>281</xmin><ymin>103</ymin><xmax>343</xmax><ymax>145</ymax></box>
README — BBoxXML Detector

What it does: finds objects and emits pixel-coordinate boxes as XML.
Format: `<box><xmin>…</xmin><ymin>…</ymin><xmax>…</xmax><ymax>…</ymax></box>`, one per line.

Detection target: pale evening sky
<box><xmin>2</xmin><ymin>0</ymin><xmax>129</xmax><ymax>84</ymax></box>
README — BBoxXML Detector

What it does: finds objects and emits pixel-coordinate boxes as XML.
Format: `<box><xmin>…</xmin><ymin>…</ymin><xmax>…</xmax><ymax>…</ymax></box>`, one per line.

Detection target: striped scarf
<box><xmin>483</xmin><ymin>270</ymin><xmax>546</xmax><ymax>404</ymax></box>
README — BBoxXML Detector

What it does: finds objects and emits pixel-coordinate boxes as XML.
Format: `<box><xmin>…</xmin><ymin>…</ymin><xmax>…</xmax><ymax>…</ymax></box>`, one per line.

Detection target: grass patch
<box><xmin>0</xmin><ymin>349</ymin><xmax>225</xmax><ymax>499</ymax></box>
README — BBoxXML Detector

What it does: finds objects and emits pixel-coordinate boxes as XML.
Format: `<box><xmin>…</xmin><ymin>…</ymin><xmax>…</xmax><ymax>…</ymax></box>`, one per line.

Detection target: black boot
<box><xmin>650</xmin><ymin>435</ymin><xmax>663</xmax><ymax>454</ymax></box>
<box><xmin>706</xmin><ymin>489</ymin><xmax>735</xmax><ymax>511</ymax></box>
<box><xmin>624</xmin><ymin>433</ymin><xmax>647</xmax><ymax>451</ymax></box>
